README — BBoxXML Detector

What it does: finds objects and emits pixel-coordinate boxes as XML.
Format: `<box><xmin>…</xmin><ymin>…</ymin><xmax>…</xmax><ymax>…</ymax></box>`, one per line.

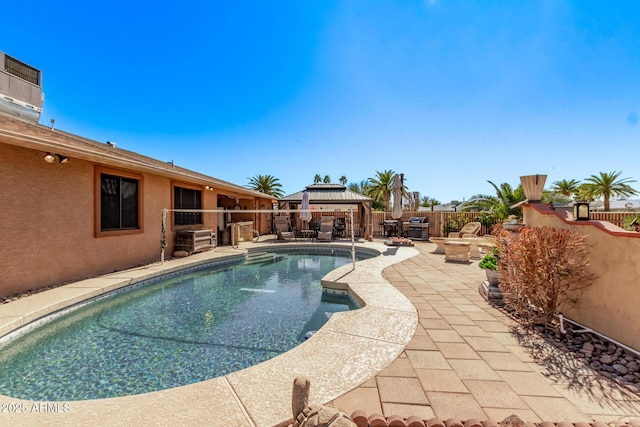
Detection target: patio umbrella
<box><xmin>300</xmin><ymin>190</ymin><xmax>312</xmax><ymax>228</ymax></box>
<box><xmin>392</xmin><ymin>174</ymin><xmax>403</xmax><ymax>219</ymax></box>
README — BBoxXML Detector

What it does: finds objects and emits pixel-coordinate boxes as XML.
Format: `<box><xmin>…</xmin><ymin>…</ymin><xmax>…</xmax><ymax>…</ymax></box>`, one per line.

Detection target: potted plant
<box><xmin>479</xmin><ymin>249</ymin><xmax>499</xmax><ymax>286</ymax></box>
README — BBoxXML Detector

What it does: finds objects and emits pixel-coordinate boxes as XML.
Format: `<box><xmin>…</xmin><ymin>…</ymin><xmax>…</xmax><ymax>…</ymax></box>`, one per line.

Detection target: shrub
<box><xmin>497</xmin><ymin>226</ymin><xmax>595</xmax><ymax>326</ymax></box>
<box><xmin>479</xmin><ymin>251</ymin><xmax>498</xmax><ymax>270</ymax></box>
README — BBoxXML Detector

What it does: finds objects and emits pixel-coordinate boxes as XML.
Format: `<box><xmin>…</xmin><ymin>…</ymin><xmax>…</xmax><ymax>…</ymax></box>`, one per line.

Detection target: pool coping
<box><xmin>0</xmin><ymin>241</ymin><xmax>419</xmax><ymax>427</ymax></box>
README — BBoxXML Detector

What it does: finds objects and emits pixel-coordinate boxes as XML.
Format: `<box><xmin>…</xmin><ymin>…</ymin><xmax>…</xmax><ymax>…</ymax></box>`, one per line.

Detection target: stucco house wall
<box><xmin>0</xmin><ymin>116</ymin><xmax>274</xmax><ymax>298</ymax></box>
<box><xmin>523</xmin><ymin>203</ymin><xmax>640</xmax><ymax>350</ymax></box>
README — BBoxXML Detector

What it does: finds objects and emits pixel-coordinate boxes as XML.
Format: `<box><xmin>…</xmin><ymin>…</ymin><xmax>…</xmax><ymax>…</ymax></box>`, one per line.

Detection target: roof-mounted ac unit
<box><xmin>0</xmin><ymin>52</ymin><xmax>43</xmax><ymax>124</ymax></box>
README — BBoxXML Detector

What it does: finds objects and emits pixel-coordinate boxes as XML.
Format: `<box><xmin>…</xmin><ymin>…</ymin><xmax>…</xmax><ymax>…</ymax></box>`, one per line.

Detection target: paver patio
<box><xmin>330</xmin><ymin>241</ymin><xmax>640</xmax><ymax>422</ymax></box>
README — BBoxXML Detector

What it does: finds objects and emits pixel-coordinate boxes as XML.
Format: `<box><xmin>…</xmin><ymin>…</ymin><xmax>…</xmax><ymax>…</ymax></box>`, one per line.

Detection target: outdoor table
<box><xmin>298</xmin><ymin>229</ymin><xmax>315</xmax><ymax>242</ymax></box>
<box><xmin>429</xmin><ymin>237</ymin><xmax>447</xmax><ymax>254</ymax></box>
<box><xmin>443</xmin><ymin>241</ymin><xmax>471</xmax><ymax>262</ymax></box>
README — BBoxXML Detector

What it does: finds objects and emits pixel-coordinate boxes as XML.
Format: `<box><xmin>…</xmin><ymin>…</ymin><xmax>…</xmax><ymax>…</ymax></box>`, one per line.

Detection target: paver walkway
<box><xmin>330</xmin><ymin>242</ymin><xmax>640</xmax><ymax>422</ymax></box>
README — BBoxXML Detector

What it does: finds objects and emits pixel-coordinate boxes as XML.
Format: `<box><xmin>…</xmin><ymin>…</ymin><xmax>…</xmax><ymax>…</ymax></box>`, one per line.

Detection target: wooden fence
<box><xmin>288</xmin><ymin>210</ymin><xmax>639</xmax><ymax>239</ymax></box>
<box><xmin>590</xmin><ymin>211</ymin><xmax>639</xmax><ymax>229</ymax></box>
<box><xmin>371</xmin><ymin>211</ymin><xmax>490</xmax><ymax>238</ymax></box>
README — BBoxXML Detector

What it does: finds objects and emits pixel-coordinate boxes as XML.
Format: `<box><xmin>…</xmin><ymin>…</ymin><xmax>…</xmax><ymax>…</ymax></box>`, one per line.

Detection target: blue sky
<box><xmin>3</xmin><ymin>1</ymin><xmax>639</xmax><ymax>202</ymax></box>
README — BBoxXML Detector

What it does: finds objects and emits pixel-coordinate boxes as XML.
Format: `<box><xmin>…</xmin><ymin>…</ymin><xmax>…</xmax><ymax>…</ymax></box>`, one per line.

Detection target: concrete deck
<box><xmin>0</xmin><ymin>239</ymin><xmax>638</xmax><ymax>426</ymax></box>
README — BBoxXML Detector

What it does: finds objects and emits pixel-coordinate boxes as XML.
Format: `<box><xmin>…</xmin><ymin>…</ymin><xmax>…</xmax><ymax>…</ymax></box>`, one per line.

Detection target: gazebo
<box><xmin>278</xmin><ymin>184</ymin><xmax>373</xmax><ymax>239</ymax></box>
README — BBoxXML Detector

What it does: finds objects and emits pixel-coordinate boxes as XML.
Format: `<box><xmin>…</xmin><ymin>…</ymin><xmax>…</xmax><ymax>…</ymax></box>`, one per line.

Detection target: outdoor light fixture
<box><xmin>573</xmin><ymin>201</ymin><xmax>590</xmax><ymax>221</ymax></box>
<box><xmin>43</xmin><ymin>153</ymin><xmax>70</xmax><ymax>164</ymax></box>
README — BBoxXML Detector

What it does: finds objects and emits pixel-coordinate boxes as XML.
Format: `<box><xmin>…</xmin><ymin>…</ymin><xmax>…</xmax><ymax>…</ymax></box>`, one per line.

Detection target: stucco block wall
<box><xmin>524</xmin><ymin>204</ymin><xmax>640</xmax><ymax>350</ymax></box>
<box><xmin>1</xmin><ymin>144</ymin><xmax>171</xmax><ymax>297</ymax></box>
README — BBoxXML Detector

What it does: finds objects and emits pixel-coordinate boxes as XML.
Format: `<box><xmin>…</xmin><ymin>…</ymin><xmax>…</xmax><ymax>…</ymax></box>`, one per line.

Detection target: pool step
<box><xmin>245</xmin><ymin>252</ymin><xmax>280</xmax><ymax>265</ymax></box>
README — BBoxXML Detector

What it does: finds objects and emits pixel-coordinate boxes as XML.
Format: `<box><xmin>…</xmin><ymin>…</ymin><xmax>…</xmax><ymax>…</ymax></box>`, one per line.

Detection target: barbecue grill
<box><xmin>403</xmin><ymin>217</ymin><xmax>429</xmax><ymax>240</ymax></box>
<box><xmin>382</xmin><ymin>219</ymin><xmax>401</xmax><ymax>237</ymax></box>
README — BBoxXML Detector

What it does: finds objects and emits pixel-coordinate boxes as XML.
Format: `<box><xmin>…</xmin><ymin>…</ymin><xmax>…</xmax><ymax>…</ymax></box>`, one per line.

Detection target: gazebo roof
<box><xmin>279</xmin><ymin>184</ymin><xmax>372</xmax><ymax>203</ymax></box>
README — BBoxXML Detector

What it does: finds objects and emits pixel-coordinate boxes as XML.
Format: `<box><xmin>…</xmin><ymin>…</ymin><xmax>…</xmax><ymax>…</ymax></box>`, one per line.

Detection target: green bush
<box><xmin>478</xmin><ymin>252</ymin><xmax>497</xmax><ymax>270</ymax></box>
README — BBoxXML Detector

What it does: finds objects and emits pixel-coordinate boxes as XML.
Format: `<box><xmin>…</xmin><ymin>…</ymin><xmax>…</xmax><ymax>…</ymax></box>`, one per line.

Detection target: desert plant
<box><xmin>497</xmin><ymin>226</ymin><xmax>595</xmax><ymax>326</ymax></box>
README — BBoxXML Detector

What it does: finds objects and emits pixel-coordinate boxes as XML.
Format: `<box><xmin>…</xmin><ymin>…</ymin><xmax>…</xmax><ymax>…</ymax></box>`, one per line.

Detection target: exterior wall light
<box><xmin>43</xmin><ymin>153</ymin><xmax>69</xmax><ymax>164</ymax></box>
<box><xmin>573</xmin><ymin>201</ymin><xmax>590</xmax><ymax>221</ymax></box>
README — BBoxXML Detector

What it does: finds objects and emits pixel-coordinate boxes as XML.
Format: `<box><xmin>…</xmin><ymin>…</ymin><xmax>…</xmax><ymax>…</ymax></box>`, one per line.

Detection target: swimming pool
<box><xmin>0</xmin><ymin>248</ymin><xmax>374</xmax><ymax>401</ymax></box>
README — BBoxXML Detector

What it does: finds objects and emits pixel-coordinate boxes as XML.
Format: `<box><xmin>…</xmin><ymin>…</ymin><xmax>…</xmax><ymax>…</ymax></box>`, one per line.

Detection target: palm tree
<box><xmin>464</xmin><ymin>181</ymin><xmax>526</xmax><ymax>222</ymax></box>
<box><xmin>550</xmin><ymin>179</ymin><xmax>581</xmax><ymax>197</ymax></box>
<box><xmin>348</xmin><ymin>180</ymin><xmax>370</xmax><ymax>195</ymax></box>
<box><xmin>323</xmin><ymin>175</ymin><xmax>331</xmax><ymax>184</ymax></box>
<box><xmin>420</xmin><ymin>196</ymin><xmax>440</xmax><ymax>211</ymax></box>
<box><xmin>246</xmin><ymin>174</ymin><xmax>284</xmax><ymax>198</ymax></box>
<box><xmin>405</xmin><ymin>191</ymin><xmax>421</xmax><ymax>212</ymax></box>
<box><xmin>339</xmin><ymin>175</ymin><xmax>347</xmax><ymax>185</ymax></box>
<box><xmin>367</xmin><ymin>170</ymin><xmax>396</xmax><ymax>211</ymax></box>
<box><xmin>582</xmin><ymin>171</ymin><xmax>638</xmax><ymax>211</ymax></box>
<box><xmin>313</xmin><ymin>174</ymin><xmax>322</xmax><ymax>184</ymax></box>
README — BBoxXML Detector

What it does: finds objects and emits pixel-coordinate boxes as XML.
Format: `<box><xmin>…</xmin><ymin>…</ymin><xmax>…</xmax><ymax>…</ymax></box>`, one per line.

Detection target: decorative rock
<box><xmin>557</xmin><ymin>422</ymin><xmax>573</xmax><ymax>427</ymax></box>
<box><xmin>538</xmin><ymin>422</ymin><xmax>555</xmax><ymax>427</ymax></box>
<box><xmin>481</xmin><ymin>420</ymin><xmax>498</xmax><ymax>427</ymax></box>
<box><xmin>600</xmin><ymin>355</ymin><xmax>614</xmax><ymax>365</ymax></box>
<box><xmin>581</xmin><ymin>342</ymin><xmax>595</xmax><ymax>353</ymax></box>
<box><xmin>614</xmin><ymin>363</ymin><xmax>629</xmax><ymax>375</ymax></box>
<box><xmin>173</xmin><ymin>250</ymin><xmax>189</xmax><ymax>258</ymax></box>
<box><xmin>628</xmin><ymin>361</ymin><xmax>639</xmax><ymax>371</ymax></box>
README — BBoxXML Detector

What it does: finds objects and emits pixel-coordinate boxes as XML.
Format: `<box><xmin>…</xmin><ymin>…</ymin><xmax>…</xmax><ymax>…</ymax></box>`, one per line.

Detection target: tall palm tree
<box><xmin>582</xmin><ymin>171</ymin><xmax>638</xmax><ymax>211</ymax></box>
<box><xmin>313</xmin><ymin>174</ymin><xmax>322</xmax><ymax>184</ymax></box>
<box><xmin>550</xmin><ymin>179</ymin><xmax>581</xmax><ymax>197</ymax></box>
<box><xmin>367</xmin><ymin>170</ymin><xmax>396</xmax><ymax>211</ymax></box>
<box><xmin>323</xmin><ymin>175</ymin><xmax>331</xmax><ymax>184</ymax></box>
<box><xmin>339</xmin><ymin>175</ymin><xmax>347</xmax><ymax>185</ymax></box>
<box><xmin>246</xmin><ymin>174</ymin><xmax>284</xmax><ymax>198</ymax></box>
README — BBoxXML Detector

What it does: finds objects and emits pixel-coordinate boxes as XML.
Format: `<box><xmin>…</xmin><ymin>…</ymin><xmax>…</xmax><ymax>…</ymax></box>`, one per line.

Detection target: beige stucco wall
<box><xmin>1</xmin><ymin>143</ymin><xmax>263</xmax><ymax>297</ymax></box>
<box><xmin>524</xmin><ymin>204</ymin><xmax>640</xmax><ymax>350</ymax></box>
<box><xmin>1</xmin><ymin>143</ymin><xmax>171</xmax><ymax>296</ymax></box>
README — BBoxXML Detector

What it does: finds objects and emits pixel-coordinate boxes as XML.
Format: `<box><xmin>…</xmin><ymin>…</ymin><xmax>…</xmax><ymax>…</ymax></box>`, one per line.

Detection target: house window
<box><xmin>174</xmin><ymin>186</ymin><xmax>202</xmax><ymax>226</ymax></box>
<box><xmin>100</xmin><ymin>174</ymin><xmax>140</xmax><ymax>231</ymax></box>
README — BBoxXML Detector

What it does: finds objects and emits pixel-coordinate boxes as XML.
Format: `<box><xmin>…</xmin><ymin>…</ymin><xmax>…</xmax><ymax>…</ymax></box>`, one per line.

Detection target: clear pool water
<box><xmin>0</xmin><ymin>249</ymin><xmax>373</xmax><ymax>401</ymax></box>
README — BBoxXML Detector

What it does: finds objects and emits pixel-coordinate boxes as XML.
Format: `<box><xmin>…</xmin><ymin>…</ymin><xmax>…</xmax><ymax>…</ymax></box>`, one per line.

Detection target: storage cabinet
<box><xmin>174</xmin><ymin>229</ymin><xmax>215</xmax><ymax>254</ymax></box>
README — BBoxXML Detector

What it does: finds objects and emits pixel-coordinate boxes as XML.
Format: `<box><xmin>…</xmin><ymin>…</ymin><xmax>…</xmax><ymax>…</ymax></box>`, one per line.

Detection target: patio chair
<box><xmin>448</xmin><ymin>221</ymin><xmax>481</xmax><ymax>238</ymax></box>
<box><xmin>274</xmin><ymin>216</ymin><xmax>295</xmax><ymax>241</ymax></box>
<box><xmin>317</xmin><ymin>217</ymin><xmax>334</xmax><ymax>241</ymax></box>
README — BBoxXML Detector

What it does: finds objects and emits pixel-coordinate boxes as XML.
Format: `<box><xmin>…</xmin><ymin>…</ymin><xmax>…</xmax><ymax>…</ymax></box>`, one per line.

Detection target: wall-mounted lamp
<box><xmin>573</xmin><ymin>201</ymin><xmax>590</xmax><ymax>221</ymax></box>
<box><xmin>43</xmin><ymin>152</ymin><xmax>56</xmax><ymax>163</ymax></box>
<box><xmin>43</xmin><ymin>153</ymin><xmax>70</xmax><ymax>164</ymax></box>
